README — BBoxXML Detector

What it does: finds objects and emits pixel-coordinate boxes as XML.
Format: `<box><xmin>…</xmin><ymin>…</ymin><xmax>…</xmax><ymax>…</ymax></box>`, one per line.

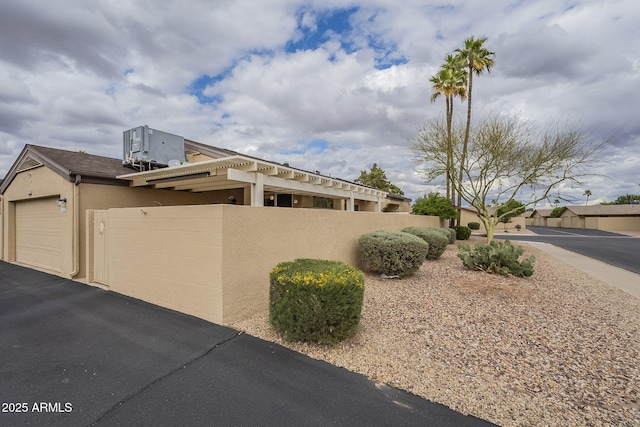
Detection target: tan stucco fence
<box><xmin>528</xmin><ymin>216</ymin><xmax>640</xmax><ymax>231</ymax></box>
<box><xmin>86</xmin><ymin>205</ymin><xmax>440</xmax><ymax>325</ymax></box>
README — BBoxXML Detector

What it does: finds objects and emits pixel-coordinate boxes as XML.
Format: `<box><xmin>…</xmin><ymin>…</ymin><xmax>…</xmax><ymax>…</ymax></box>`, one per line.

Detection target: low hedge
<box><xmin>401</xmin><ymin>227</ymin><xmax>449</xmax><ymax>260</ymax></box>
<box><xmin>455</xmin><ymin>225</ymin><xmax>472</xmax><ymax>240</ymax></box>
<box><xmin>269</xmin><ymin>259</ymin><xmax>365</xmax><ymax>345</ymax></box>
<box><xmin>468</xmin><ymin>222</ymin><xmax>481</xmax><ymax>230</ymax></box>
<box><xmin>359</xmin><ymin>230</ymin><xmax>428</xmax><ymax>277</ymax></box>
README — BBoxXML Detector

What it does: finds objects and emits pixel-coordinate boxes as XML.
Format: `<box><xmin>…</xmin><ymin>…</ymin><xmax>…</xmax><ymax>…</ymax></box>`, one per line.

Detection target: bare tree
<box><xmin>412</xmin><ymin>114</ymin><xmax>606</xmax><ymax>241</ymax></box>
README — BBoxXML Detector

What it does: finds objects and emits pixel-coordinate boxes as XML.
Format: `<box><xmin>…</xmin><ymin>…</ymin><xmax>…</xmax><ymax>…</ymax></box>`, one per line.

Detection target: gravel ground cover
<box><xmin>232</xmin><ymin>237</ymin><xmax>640</xmax><ymax>427</ymax></box>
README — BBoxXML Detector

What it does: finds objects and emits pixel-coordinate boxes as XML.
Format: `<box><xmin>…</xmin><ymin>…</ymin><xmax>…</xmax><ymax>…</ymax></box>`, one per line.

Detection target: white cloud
<box><xmin>1</xmin><ymin>0</ymin><xmax>639</xmax><ymax>206</ymax></box>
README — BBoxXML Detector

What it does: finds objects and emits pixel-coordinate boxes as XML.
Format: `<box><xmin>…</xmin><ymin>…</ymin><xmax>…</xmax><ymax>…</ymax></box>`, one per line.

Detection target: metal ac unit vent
<box><xmin>123</xmin><ymin>125</ymin><xmax>186</xmax><ymax>171</ymax></box>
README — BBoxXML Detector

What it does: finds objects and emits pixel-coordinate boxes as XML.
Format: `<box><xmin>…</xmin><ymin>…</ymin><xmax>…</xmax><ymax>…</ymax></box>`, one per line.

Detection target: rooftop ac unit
<box><xmin>123</xmin><ymin>125</ymin><xmax>185</xmax><ymax>170</ymax></box>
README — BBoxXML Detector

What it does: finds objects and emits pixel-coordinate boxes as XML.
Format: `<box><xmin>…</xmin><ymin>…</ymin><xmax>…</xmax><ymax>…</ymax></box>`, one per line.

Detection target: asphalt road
<box><xmin>496</xmin><ymin>226</ymin><xmax>640</xmax><ymax>274</ymax></box>
<box><xmin>0</xmin><ymin>261</ymin><xmax>494</xmax><ymax>427</ymax></box>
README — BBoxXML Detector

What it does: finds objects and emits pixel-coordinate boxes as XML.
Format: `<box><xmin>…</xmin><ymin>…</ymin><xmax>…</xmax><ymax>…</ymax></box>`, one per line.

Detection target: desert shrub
<box><xmin>468</xmin><ymin>222</ymin><xmax>481</xmax><ymax>230</ymax></box>
<box><xmin>359</xmin><ymin>231</ymin><xmax>428</xmax><ymax>277</ymax></box>
<box><xmin>437</xmin><ymin>227</ymin><xmax>456</xmax><ymax>244</ymax></box>
<box><xmin>455</xmin><ymin>225</ymin><xmax>472</xmax><ymax>240</ymax></box>
<box><xmin>457</xmin><ymin>240</ymin><xmax>535</xmax><ymax>277</ymax></box>
<box><xmin>401</xmin><ymin>227</ymin><xmax>448</xmax><ymax>260</ymax></box>
<box><xmin>269</xmin><ymin>259</ymin><xmax>365</xmax><ymax>345</ymax></box>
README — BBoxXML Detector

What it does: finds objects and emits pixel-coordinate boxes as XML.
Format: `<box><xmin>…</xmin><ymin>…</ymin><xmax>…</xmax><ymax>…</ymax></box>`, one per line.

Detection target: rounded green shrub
<box><xmin>269</xmin><ymin>259</ymin><xmax>365</xmax><ymax>345</ymax></box>
<box><xmin>468</xmin><ymin>222</ymin><xmax>481</xmax><ymax>230</ymax></box>
<box><xmin>359</xmin><ymin>231</ymin><xmax>428</xmax><ymax>277</ymax></box>
<box><xmin>401</xmin><ymin>227</ymin><xmax>448</xmax><ymax>260</ymax></box>
<box><xmin>455</xmin><ymin>225</ymin><xmax>472</xmax><ymax>240</ymax></box>
<box><xmin>435</xmin><ymin>227</ymin><xmax>456</xmax><ymax>244</ymax></box>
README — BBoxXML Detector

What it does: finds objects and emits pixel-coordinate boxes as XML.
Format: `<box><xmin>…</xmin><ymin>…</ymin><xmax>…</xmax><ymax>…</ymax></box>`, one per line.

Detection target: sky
<box><xmin>1</xmin><ymin>0</ymin><xmax>639</xmax><ymax>207</ymax></box>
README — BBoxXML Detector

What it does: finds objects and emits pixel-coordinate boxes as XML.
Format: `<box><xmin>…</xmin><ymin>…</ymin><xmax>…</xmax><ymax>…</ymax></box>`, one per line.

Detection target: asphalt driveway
<box><xmin>0</xmin><ymin>261</ymin><xmax>494</xmax><ymax>427</ymax></box>
<box><xmin>496</xmin><ymin>226</ymin><xmax>640</xmax><ymax>274</ymax></box>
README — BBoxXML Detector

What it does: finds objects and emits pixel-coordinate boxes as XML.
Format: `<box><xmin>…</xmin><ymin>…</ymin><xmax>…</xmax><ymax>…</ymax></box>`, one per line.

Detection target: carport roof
<box><xmin>117</xmin><ymin>154</ymin><xmax>388</xmax><ymax>201</ymax></box>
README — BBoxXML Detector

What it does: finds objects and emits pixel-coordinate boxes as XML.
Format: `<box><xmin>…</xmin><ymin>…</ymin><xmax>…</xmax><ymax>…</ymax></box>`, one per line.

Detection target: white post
<box><xmin>251</xmin><ymin>173</ymin><xmax>264</xmax><ymax>207</ymax></box>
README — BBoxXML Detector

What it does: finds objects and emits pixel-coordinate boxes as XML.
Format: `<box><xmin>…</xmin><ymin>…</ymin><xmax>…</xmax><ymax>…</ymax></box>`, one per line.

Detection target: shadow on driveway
<box><xmin>0</xmin><ymin>261</ymin><xmax>495</xmax><ymax>427</ymax></box>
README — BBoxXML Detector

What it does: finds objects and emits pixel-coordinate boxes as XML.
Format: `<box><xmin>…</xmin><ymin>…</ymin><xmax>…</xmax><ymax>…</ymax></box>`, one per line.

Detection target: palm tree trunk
<box><xmin>445</xmin><ymin>96</ymin><xmax>451</xmax><ymax>202</ymax></box>
<box><xmin>457</xmin><ymin>68</ymin><xmax>473</xmax><ymax>226</ymax></box>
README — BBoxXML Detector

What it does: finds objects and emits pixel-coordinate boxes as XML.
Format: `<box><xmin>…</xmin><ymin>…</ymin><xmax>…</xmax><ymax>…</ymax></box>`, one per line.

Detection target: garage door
<box><xmin>15</xmin><ymin>198</ymin><xmax>64</xmax><ymax>273</ymax></box>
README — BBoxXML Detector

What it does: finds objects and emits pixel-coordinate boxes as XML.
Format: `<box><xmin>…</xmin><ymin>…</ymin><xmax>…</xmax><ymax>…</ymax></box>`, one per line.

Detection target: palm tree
<box><xmin>453</xmin><ymin>36</ymin><xmax>495</xmax><ymax>225</ymax></box>
<box><xmin>429</xmin><ymin>55</ymin><xmax>467</xmax><ymax>204</ymax></box>
<box><xmin>584</xmin><ymin>189</ymin><xmax>592</xmax><ymax>205</ymax></box>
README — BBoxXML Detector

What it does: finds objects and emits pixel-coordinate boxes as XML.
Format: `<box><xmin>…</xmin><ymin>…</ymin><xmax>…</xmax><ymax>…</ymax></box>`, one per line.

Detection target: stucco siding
<box><xmin>105</xmin><ymin>205</ymin><xmax>224</xmax><ymax>324</ymax></box>
<box><xmin>587</xmin><ymin>216</ymin><xmax>640</xmax><ymax>231</ymax></box>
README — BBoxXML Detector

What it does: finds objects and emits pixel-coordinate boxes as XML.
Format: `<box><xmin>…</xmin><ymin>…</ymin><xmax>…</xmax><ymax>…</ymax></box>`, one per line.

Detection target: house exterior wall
<box><xmin>1</xmin><ymin>167</ymin><xmax>237</xmax><ymax>280</ymax></box>
<box><xmin>531</xmin><ymin>214</ymin><xmax>545</xmax><ymax>226</ymax></box>
<box><xmin>546</xmin><ymin>218</ymin><xmax>561</xmax><ymax>227</ymax></box>
<box><xmin>1</xmin><ymin>166</ymin><xmax>75</xmax><ymax>275</ymax></box>
<box><xmin>93</xmin><ymin>204</ymin><xmax>440</xmax><ymax>325</ymax></box>
<box><xmin>585</xmin><ymin>216</ymin><xmax>640</xmax><ymax>231</ymax></box>
<box><xmin>0</xmin><ymin>195</ymin><xmax>3</xmax><ymax>260</ymax></box>
<box><xmin>560</xmin><ymin>211</ymin><xmax>585</xmax><ymax>229</ymax></box>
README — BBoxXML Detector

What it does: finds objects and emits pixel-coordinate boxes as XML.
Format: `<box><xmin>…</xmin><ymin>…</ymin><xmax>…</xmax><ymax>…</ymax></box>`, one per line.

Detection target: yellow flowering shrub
<box><xmin>269</xmin><ymin>259</ymin><xmax>365</xmax><ymax>345</ymax></box>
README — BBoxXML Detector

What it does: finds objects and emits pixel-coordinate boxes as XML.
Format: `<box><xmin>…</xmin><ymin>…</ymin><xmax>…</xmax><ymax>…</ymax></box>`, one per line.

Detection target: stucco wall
<box><xmin>586</xmin><ymin>216</ymin><xmax>640</xmax><ymax>231</ymax></box>
<box><xmin>103</xmin><ymin>205</ymin><xmax>225</xmax><ymax>323</ymax></box>
<box><xmin>220</xmin><ymin>205</ymin><xmax>439</xmax><ymax>324</ymax></box>
<box><xmin>546</xmin><ymin>218</ymin><xmax>562</xmax><ymax>227</ymax></box>
<box><xmin>96</xmin><ymin>204</ymin><xmax>440</xmax><ymax>325</ymax></box>
<box><xmin>76</xmin><ymin>183</ymin><xmax>231</xmax><ymax>280</ymax></box>
<box><xmin>0</xmin><ymin>195</ymin><xmax>3</xmax><ymax>260</ymax></box>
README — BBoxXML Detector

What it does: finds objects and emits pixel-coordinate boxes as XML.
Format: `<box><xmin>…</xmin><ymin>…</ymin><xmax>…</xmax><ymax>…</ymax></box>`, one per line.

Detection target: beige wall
<box><xmin>100</xmin><ymin>205</ymin><xmax>225</xmax><ymax>323</ymax></box>
<box><xmin>560</xmin><ymin>212</ymin><xmax>585</xmax><ymax>229</ymax></box>
<box><xmin>76</xmin><ymin>183</ymin><xmax>232</xmax><ymax>280</ymax></box>
<box><xmin>546</xmin><ymin>218</ymin><xmax>562</xmax><ymax>227</ymax></box>
<box><xmin>1</xmin><ymin>167</ymin><xmax>239</xmax><ymax>279</ymax></box>
<box><xmin>220</xmin><ymin>206</ymin><xmax>439</xmax><ymax>324</ymax></box>
<box><xmin>93</xmin><ymin>204</ymin><xmax>440</xmax><ymax>325</ymax></box>
<box><xmin>0</xmin><ymin>195</ymin><xmax>3</xmax><ymax>260</ymax></box>
<box><xmin>585</xmin><ymin>216</ymin><xmax>640</xmax><ymax>231</ymax></box>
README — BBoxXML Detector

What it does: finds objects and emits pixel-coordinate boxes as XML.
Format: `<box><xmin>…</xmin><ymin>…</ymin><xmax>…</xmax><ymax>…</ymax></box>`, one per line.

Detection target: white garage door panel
<box><xmin>16</xmin><ymin>198</ymin><xmax>64</xmax><ymax>273</ymax></box>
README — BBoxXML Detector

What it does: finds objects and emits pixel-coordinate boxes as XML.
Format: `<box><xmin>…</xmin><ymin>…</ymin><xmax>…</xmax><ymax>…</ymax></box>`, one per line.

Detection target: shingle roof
<box><xmin>531</xmin><ymin>209</ymin><xmax>553</xmax><ymax>217</ymax></box>
<box><xmin>562</xmin><ymin>205</ymin><xmax>640</xmax><ymax>216</ymax></box>
<box><xmin>1</xmin><ymin>140</ymin><xmax>386</xmax><ymax>198</ymax></box>
<box><xmin>27</xmin><ymin>145</ymin><xmax>134</xmax><ymax>179</ymax></box>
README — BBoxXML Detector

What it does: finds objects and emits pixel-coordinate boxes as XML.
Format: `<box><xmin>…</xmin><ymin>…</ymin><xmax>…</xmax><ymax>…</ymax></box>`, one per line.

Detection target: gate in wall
<box><xmin>92</xmin><ymin>210</ymin><xmax>109</xmax><ymax>285</ymax></box>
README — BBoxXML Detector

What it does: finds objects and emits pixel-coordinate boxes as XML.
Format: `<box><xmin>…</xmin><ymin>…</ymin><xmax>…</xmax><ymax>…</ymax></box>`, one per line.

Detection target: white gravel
<box><xmin>232</xmin><ymin>237</ymin><xmax>640</xmax><ymax>427</ymax></box>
